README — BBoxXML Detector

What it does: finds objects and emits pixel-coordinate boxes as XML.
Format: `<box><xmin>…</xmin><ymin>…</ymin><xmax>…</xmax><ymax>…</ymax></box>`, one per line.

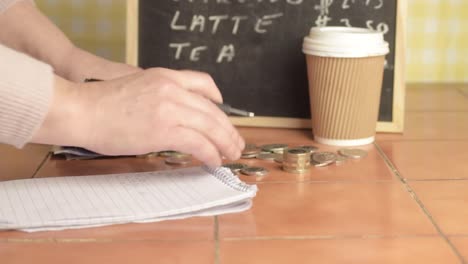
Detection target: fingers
<box><xmin>151</xmin><ymin>68</ymin><xmax>223</xmax><ymax>103</ymax></box>
<box><xmin>165</xmin><ymin>127</ymin><xmax>222</xmax><ymax>168</ymax></box>
<box><xmin>164</xmin><ymin>86</ymin><xmax>244</xmax><ymax>151</ymax></box>
<box><xmin>160</xmin><ymin>102</ymin><xmax>241</xmax><ymax>162</ymax></box>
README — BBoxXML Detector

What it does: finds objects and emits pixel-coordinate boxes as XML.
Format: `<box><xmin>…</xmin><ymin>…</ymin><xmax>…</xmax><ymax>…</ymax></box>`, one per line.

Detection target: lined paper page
<box><xmin>0</xmin><ymin>167</ymin><xmax>256</xmax><ymax>232</ymax></box>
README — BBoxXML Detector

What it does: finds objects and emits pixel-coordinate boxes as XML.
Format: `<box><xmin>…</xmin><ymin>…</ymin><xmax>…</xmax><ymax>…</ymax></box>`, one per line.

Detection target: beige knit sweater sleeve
<box><xmin>0</xmin><ymin>0</ymin><xmax>54</xmax><ymax>148</ymax></box>
<box><xmin>0</xmin><ymin>45</ymin><xmax>53</xmax><ymax>148</ymax></box>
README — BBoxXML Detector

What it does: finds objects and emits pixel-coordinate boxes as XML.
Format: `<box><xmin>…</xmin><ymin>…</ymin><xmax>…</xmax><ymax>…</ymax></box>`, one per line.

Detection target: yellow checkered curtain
<box><xmin>407</xmin><ymin>0</ymin><xmax>468</xmax><ymax>83</ymax></box>
<box><xmin>35</xmin><ymin>0</ymin><xmax>126</xmax><ymax>63</ymax></box>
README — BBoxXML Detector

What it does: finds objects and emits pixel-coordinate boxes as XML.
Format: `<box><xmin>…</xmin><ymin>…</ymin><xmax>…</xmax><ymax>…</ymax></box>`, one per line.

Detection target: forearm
<box><xmin>0</xmin><ymin>1</ymin><xmax>139</xmax><ymax>82</ymax></box>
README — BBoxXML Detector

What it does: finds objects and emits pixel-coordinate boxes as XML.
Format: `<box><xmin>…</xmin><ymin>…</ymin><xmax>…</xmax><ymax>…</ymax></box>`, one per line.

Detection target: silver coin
<box><xmin>241</xmin><ymin>166</ymin><xmax>268</xmax><ymax>177</ymax></box>
<box><xmin>260</xmin><ymin>144</ymin><xmax>288</xmax><ymax>153</ymax></box>
<box><xmin>165</xmin><ymin>156</ymin><xmax>192</xmax><ymax>165</ymax></box>
<box><xmin>335</xmin><ymin>155</ymin><xmax>348</xmax><ymax>165</ymax></box>
<box><xmin>274</xmin><ymin>155</ymin><xmax>284</xmax><ymax>163</ymax></box>
<box><xmin>223</xmin><ymin>163</ymin><xmax>248</xmax><ymax>173</ymax></box>
<box><xmin>242</xmin><ymin>144</ymin><xmax>260</xmax><ymax>155</ymax></box>
<box><xmin>241</xmin><ymin>153</ymin><xmax>258</xmax><ymax>159</ymax></box>
<box><xmin>297</xmin><ymin>145</ymin><xmax>319</xmax><ymax>154</ymax></box>
<box><xmin>312</xmin><ymin>152</ymin><xmax>337</xmax><ymax>167</ymax></box>
<box><xmin>256</xmin><ymin>153</ymin><xmax>279</xmax><ymax>161</ymax></box>
<box><xmin>159</xmin><ymin>150</ymin><xmax>188</xmax><ymax>158</ymax></box>
<box><xmin>338</xmin><ymin>149</ymin><xmax>368</xmax><ymax>159</ymax></box>
<box><xmin>136</xmin><ymin>152</ymin><xmax>159</xmax><ymax>158</ymax></box>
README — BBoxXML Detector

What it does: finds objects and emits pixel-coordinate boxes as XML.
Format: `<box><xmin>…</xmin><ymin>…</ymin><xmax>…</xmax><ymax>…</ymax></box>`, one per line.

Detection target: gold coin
<box><xmin>282</xmin><ymin>166</ymin><xmax>310</xmax><ymax>174</ymax></box>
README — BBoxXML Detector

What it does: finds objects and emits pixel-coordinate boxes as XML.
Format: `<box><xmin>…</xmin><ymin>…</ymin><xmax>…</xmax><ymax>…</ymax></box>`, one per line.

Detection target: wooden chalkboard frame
<box><xmin>126</xmin><ymin>0</ymin><xmax>406</xmax><ymax>133</ymax></box>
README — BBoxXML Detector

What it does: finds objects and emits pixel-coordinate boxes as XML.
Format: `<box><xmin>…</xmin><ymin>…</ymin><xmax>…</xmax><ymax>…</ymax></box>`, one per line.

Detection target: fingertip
<box><xmin>206</xmin><ymin>156</ymin><xmax>222</xmax><ymax>168</ymax></box>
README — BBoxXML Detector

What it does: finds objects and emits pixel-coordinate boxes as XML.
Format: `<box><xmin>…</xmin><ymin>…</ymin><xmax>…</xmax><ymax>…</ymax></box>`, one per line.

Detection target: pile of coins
<box><xmin>282</xmin><ymin>148</ymin><xmax>311</xmax><ymax>174</ymax></box>
<box><xmin>144</xmin><ymin>144</ymin><xmax>368</xmax><ymax>178</ymax></box>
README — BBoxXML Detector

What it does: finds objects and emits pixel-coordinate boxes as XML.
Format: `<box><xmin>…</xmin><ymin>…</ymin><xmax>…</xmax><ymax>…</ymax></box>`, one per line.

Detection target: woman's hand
<box><xmin>33</xmin><ymin>68</ymin><xmax>245</xmax><ymax>167</ymax></box>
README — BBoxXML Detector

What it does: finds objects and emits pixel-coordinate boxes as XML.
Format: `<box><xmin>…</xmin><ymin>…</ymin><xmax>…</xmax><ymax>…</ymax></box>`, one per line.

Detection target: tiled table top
<box><xmin>1</xmin><ymin>84</ymin><xmax>467</xmax><ymax>263</ymax></box>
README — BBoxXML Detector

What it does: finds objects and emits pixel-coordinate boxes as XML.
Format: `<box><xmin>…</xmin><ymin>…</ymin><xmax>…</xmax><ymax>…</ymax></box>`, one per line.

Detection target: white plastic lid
<box><xmin>302</xmin><ymin>27</ymin><xmax>389</xmax><ymax>58</ymax></box>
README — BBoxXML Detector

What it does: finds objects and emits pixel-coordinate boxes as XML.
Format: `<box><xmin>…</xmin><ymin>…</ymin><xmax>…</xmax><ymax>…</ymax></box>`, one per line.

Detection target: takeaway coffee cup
<box><xmin>302</xmin><ymin>27</ymin><xmax>389</xmax><ymax>146</ymax></box>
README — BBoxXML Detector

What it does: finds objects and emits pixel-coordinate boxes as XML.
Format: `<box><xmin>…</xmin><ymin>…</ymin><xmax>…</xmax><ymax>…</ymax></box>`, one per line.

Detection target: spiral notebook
<box><xmin>0</xmin><ymin>166</ymin><xmax>257</xmax><ymax>232</ymax></box>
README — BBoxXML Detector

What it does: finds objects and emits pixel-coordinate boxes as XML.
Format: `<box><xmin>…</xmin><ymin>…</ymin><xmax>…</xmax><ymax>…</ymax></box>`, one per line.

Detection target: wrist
<box><xmin>31</xmin><ymin>75</ymin><xmax>90</xmax><ymax>147</ymax></box>
<box><xmin>64</xmin><ymin>47</ymin><xmax>141</xmax><ymax>82</ymax></box>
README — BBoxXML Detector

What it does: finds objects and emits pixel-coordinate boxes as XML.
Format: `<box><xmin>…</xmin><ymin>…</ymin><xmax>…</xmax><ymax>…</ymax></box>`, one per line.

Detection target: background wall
<box><xmin>35</xmin><ymin>0</ymin><xmax>467</xmax><ymax>83</ymax></box>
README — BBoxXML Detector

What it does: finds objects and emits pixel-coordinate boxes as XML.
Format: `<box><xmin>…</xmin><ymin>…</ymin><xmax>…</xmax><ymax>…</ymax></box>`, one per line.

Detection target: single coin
<box><xmin>165</xmin><ymin>156</ymin><xmax>192</xmax><ymax>165</ymax></box>
<box><xmin>297</xmin><ymin>145</ymin><xmax>319</xmax><ymax>154</ymax></box>
<box><xmin>335</xmin><ymin>155</ymin><xmax>348</xmax><ymax>165</ymax></box>
<box><xmin>256</xmin><ymin>153</ymin><xmax>279</xmax><ymax>161</ymax></box>
<box><xmin>282</xmin><ymin>166</ymin><xmax>310</xmax><ymax>174</ymax></box>
<box><xmin>282</xmin><ymin>155</ymin><xmax>311</xmax><ymax>162</ymax></box>
<box><xmin>223</xmin><ymin>163</ymin><xmax>249</xmax><ymax>174</ymax></box>
<box><xmin>159</xmin><ymin>150</ymin><xmax>189</xmax><ymax>158</ymax></box>
<box><xmin>312</xmin><ymin>152</ymin><xmax>337</xmax><ymax>167</ymax></box>
<box><xmin>241</xmin><ymin>166</ymin><xmax>269</xmax><ymax>177</ymax></box>
<box><xmin>274</xmin><ymin>155</ymin><xmax>284</xmax><ymax>163</ymax></box>
<box><xmin>261</xmin><ymin>144</ymin><xmax>288</xmax><ymax>153</ymax></box>
<box><xmin>241</xmin><ymin>153</ymin><xmax>258</xmax><ymax>159</ymax></box>
<box><xmin>338</xmin><ymin>149</ymin><xmax>368</xmax><ymax>159</ymax></box>
<box><xmin>282</xmin><ymin>161</ymin><xmax>311</xmax><ymax>168</ymax></box>
<box><xmin>286</xmin><ymin>148</ymin><xmax>310</xmax><ymax>157</ymax></box>
<box><xmin>136</xmin><ymin>152</ymin><xmax>158</xmax><ymax>158</ymax></box>
<box><xmin>242</xmin><ymin>144</ymin><xmax>260</xmax><ymax>156</ymax></box>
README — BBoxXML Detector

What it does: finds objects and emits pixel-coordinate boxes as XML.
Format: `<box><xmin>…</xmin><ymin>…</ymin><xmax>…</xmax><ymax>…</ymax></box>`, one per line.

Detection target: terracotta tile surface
<box><xmin>376</xmin><ymin>112</ymin><xmax>468</xmax><ymax>141</ymax></box>
<box><xmin>450</xmin><ymin>237</ymin><xmax>468</xmax><ymax>263</ymax></box>
<box><xmin>458</xmin><ymin>86</ymin><xmax>468</xmax><ymax>97</ymax></box>
<box><xmin>405</xmin><ymin>84</ymin><xmax>468</xmax><ymax>111</ymax></box>
<box><xmin>379</xmin><ymin>141</ymin><xmax>468</xmax><ymax>180</ymax></box>
<box><xmin>411</xmin><ymin>181</ymin><xmax>468</xmax><ymax>235</ymax></box>
<box><xmin>220</xmin><ymin>238</ymin><xmax>460</xmax><ymax>264</ymax></box>
<box><xmin>218</xmin><ymin>182</ymin><xmax>436</xmax><ymax>238</ymax></box>
<box><xmin>0</xmin><ymin>144</ymin><xmax>50</xmax><ymax>181</ymax></box>
<box><xmin>0</xmin><ymin>241</ymin><xmax>215</xmax><ymax>264</ymax></box>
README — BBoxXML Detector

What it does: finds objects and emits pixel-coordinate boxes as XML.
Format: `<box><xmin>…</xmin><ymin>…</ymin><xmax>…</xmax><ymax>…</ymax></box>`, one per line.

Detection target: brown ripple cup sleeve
<box><xmin>303</xmin><ymin>27</ymin><xmax>389</xmax><ymax>146</ymax></box>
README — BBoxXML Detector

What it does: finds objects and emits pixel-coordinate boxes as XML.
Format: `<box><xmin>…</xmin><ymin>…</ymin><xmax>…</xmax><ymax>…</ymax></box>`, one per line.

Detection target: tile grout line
<box><xmin>214</xmin><ymin>216</ymin><xmax>220</xmax><ymax>264</ymax></box>
<box><xmin>374</xmin><ymin>142</ymin><xmax>466</xmax><ymax>264</ymax></box>
<box><xmin>31</xmin><ymin>152</ymin><xmax>52</xmax><ymax>178</ymax></box>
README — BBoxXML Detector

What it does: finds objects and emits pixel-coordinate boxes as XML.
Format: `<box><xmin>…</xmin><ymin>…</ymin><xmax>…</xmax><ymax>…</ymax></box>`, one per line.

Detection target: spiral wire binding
<box><xmin>203</xmin><ymin>166</ymin><xmax>257</xmax><ymax>193</ymax></box>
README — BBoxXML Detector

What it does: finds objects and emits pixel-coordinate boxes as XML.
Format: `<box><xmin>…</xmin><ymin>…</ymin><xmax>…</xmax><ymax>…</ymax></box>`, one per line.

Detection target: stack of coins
<box><xmin>241</xmin><ymin>144</ymin><xmax>260</xmax><ymax>159</ymax></box>
<box><xmin>282</xmin><ymin>148</ymin><xmax>311</xmax><ymax>174</ymax></box>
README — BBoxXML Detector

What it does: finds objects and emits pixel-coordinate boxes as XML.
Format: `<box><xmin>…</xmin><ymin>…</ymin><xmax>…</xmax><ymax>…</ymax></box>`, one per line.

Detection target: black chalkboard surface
<box><xmin>127</xmin><ymin>0</ymin><xmax>405</xmax><ymax>132</ymax></box>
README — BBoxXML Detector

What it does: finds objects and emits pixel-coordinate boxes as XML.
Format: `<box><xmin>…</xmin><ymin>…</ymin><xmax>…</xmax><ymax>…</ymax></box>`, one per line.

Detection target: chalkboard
<box><xmin>126</xmin><ymin>0</ymin><xmax>405</xmax><ymax>132</ymax></box>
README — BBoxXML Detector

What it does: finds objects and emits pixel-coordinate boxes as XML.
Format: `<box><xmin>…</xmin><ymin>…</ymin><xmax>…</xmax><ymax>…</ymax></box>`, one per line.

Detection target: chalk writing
<box><xmin>166</xmin><ymin>0</ymin><xmax>393</xmax><ymax>63</ymax></box>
